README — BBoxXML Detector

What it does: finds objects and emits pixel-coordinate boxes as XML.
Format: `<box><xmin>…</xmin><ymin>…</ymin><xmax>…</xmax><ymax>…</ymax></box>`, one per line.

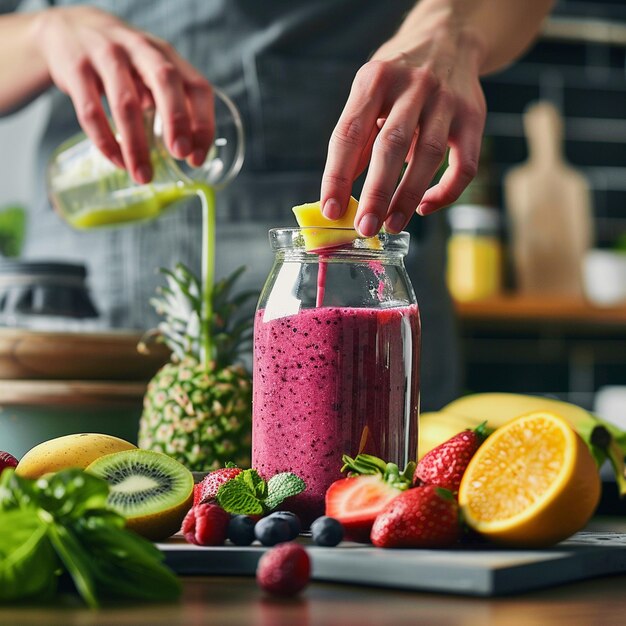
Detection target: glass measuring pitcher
<box><xmin>252</xmin><ymin>229</ymin><xmax>420</xmax><ymax>524</ymax></box>
<box><xmin>46</xmin><ymin>89</ymin><xmax>244</xmax><ymax>229</ymax></box>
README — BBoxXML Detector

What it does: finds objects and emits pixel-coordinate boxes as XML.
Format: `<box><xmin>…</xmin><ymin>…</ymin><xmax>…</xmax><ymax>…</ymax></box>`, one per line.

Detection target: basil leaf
<box><xmin>0</xmin><ymin>509</ymin><xmax>58</xmax><ymax>602</ymax></box>
<box><xmin>75</xmin><ymin>521</ymin><xmax>181</xmax><ymax>602</ymax></box>
<box><xmin>46</xmin><ymin>521</ymin><xmax>99</xmax><ymax>609</ymax></box>
<box><xmin>35</xmin><ymin>470</ymin><xmax>110</xmax><ymax>521</ymax></box>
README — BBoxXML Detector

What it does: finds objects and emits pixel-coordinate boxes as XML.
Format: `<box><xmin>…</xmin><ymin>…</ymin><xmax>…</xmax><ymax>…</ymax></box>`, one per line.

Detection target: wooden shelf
<box><xmin>454</xmin><ymin>294</ymin><xmax>626</xmax><ymax>326</ymax></box>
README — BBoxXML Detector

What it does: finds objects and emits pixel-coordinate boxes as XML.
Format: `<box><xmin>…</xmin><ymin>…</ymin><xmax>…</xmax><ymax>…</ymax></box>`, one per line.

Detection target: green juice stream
<box><xmin>65</xmin><ymin>182</ymin><xmax>216</xmax><ymax>369</ymax></box>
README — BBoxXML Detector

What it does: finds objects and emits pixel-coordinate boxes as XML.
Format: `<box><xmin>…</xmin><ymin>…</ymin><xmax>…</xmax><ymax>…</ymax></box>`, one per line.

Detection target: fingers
<box><xmin>417</xmin><ymin>110</ymin><xmax>484</xmax><ymax>216</ymax></box>
<box><xmin>45</xmin><ymin>33</ymin><xmax>124</xmax><ymax>169</ymax></box>
<box><xmin>90</xmin><ymin>41</ymin><xmax>151</xmax><ymax>182</ymax></box>
<box><xmin>159</xmin><ymin>49</ymin><xmax>214</xmax><ymax>167</ymax></box>
<box><xmin>320</xmin><ymin>63</ymin><xmax>387</xmax><ymax>220</ymax></box>
<box><xmin>124</xmin><ymin>38</ymin><xmax>192</xmax><ymax>161</ymax></box>
<box><xmin>383</xmin><ymin>101</ymin><xmax>453</xmax><ymax>233</ymax></box>
<box><xmin>322</xmin><ymin>54</ymin><xmax>486</xmax><ymax>234</ymax></box>
<box><xmin>356</xmin><ymin>97</ymin><xmax>424</xmax><ymax>236</ymax></box>
<box><xmin>66</xmin><ymin>64</ymin><xmax>124</xmax><ymax>169</ymax></box>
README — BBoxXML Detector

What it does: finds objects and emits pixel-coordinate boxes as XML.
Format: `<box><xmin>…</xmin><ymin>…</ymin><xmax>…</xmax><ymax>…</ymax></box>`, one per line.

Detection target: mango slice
<box><xmin>292</xmin><ymin>197</ymin><xmax>381</xmax><ymax>251</ymax></box>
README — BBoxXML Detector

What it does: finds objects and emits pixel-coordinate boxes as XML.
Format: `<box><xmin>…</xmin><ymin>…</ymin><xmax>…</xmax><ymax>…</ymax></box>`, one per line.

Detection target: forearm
<box><xmin>386</xmin><ymin>0</ymin><xmax>554</xmax><ymax>76</ymax></box>
<box><xmin>466</xmin><ymin>0</ymin><xmax>555</xmax><ymax>74</ymax></box>
<box><xmin>0</xmin><ymin>12</ymin><xmax>51</xmax><ymax>115</ymax></box>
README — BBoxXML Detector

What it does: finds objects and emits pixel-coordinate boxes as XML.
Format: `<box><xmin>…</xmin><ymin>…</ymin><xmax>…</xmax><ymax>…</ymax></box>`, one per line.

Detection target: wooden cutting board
<box><xmin>504</xmin><ymin>102</ymin><xmax>593</xmax><ymax>297</ymax></box>
<box><xmin>158</xmin><ymin>530</ymin><xmax>626</xmax><ymax>596</ymax></box>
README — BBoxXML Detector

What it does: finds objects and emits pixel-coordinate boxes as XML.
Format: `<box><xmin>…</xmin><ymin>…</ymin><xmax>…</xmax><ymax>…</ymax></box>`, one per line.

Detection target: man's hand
<box><xmin>32</xmin><ymin>6</ymin><xmax>214</xmax><ymax>183</ymax></box>
<box><xmin>321</xmin><ymin>6</ymin><xmax>486</xmax><ymax>235</ymax></box>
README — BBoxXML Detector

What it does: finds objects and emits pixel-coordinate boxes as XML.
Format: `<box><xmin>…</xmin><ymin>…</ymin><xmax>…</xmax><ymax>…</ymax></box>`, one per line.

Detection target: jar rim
<box><xmin>268</xmin><ymin>228</ymin><xmax>410</xmax><ymax>256</ymax></box>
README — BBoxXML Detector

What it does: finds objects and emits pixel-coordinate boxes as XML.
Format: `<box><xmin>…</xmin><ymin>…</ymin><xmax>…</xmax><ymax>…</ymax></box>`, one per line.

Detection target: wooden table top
<box><xmin>3</xmin><ymin>573</ymin><xmax>626</xmax><ymax>625</ymax></box>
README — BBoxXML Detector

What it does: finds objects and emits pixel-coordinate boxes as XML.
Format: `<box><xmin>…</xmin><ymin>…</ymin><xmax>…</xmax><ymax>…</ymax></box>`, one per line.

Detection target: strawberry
<box><xmin>196</xmin><ymin>464</ymin><xmax>242</xmax><ymax>505</ymax></box>
<box><xmin>325</xmin><ymin>454</ymin><xmax>415</xmax><ymax>542</ymax></box>
<box><xmin>370</xmin><ymin>484</ymin><xmax>460</xmax><ymax>548</ymax></box>
<box><xmin>182</xmin><ymin>503</ymin><xmax>230</xmax><ymax>546</ymax></box>
<box><xmin>414</xmin><ymin>423</ymin><xmax>489</xmax><ymax>492</ymax></box>
<box><xmin>0</xmin><ymin>451</ymin><xmax>18</xmax><ymax>473</ymax></box>
<box><xmin>256</xmin><ymin>542</ymin><xmax>310</xmax><ymax>596</ymax></box>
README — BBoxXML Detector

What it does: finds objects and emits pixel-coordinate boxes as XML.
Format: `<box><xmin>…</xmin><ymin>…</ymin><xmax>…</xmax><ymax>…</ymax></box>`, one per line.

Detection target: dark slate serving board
<box><xmin>158</xmin><ymin>531</ymin><xmax>626</xmax><ymax>596</ymax></box>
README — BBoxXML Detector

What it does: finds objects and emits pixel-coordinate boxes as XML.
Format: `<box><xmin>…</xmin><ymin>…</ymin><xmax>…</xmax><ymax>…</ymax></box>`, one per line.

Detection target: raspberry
<box><xmin>182</xmin><ymin>504</ymin><xmax>230</xmax><ymax>546</ymax></box>
<box><xmin>256</xmin><ymin>543</ymin><xmax>311</xmax><ymax>596</ymax></box>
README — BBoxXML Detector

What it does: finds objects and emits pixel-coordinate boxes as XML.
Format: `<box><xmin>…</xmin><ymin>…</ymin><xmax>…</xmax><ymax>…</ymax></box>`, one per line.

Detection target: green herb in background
<box><xmin>0</xmin><ymin>205</ymin><xmax>26</xmax><ymax>257</ymax></box>
<box><xmin>0</xmin><ymin>468</ymin><xmax>181</xmax><ymax>608</ymax></box>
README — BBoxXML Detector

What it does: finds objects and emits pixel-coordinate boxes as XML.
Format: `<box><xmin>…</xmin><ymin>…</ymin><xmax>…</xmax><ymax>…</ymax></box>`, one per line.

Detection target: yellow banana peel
<box><xmin>419</xmin><ymin>393</ymin><xmax>626</xmax><ymax>496</ymax></box>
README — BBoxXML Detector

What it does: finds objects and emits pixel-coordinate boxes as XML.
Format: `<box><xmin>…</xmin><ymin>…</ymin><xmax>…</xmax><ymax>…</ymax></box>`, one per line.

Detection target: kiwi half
<box><xmin>86</xmin><ymin>449</ymin><xmax>194</xmax><ymax>541</ymax></box>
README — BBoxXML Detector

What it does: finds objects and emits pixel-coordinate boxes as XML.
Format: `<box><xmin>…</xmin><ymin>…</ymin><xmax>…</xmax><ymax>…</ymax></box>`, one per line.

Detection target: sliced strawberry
<box><xmin>325</xmin><ymin>475</ymin><xmax>402</xmax><ymax>542</ymax></box>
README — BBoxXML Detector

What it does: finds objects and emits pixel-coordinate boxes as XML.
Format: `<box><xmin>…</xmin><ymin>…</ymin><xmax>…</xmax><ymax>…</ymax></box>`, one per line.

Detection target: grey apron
<box><xmin>2</xmin><ymin>0</ymin><xmax>460</xmax><ymax>409</ymax></box>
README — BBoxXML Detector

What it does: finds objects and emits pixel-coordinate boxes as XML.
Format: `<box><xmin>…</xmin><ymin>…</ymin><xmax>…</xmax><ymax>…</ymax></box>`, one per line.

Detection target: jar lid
<box><xmin>447</xmin><ymin>205</ymin><xmax>500</xmax><ymax>233</ymax></box>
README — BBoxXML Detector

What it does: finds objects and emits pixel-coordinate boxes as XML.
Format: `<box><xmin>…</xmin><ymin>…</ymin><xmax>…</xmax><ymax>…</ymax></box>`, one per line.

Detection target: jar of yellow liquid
<box><xmin>446</xmin><ymin>205</ymin><xmax>503</xmax><ymax>302</ymax></box>
<box><xmin>46</xmin><ymin>89</ymin><xmax>244</xmax><ymax>229</ymax></box>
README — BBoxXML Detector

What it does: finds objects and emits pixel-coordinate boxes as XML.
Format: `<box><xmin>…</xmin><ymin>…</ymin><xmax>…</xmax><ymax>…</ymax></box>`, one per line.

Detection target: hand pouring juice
<box><xmin>252</xmin><ymin>228</ymin><xmax>420</xmax><ymax>524</ymax></box>
<box><xmin>46</xmin><ymin>89</ymin><xmax>243</xmax><ymax>231</ymax></box>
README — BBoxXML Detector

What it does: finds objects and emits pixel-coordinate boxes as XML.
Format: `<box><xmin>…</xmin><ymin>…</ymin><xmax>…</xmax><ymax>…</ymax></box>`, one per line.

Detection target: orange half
<box><xmin>458</xmin><ymin>411</ymin><xmax>601</xmax><ymax>547</ymax></box>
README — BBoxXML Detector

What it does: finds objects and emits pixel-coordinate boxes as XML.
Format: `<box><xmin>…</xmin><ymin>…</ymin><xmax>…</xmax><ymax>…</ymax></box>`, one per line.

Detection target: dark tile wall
<box><xmin>479</xmin><ymin>0</ymin><xmax>626</xmax><ymax>247</ymax></box>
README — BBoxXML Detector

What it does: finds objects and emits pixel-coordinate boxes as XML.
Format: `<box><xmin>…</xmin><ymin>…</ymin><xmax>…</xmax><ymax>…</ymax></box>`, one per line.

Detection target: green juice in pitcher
<box><xmin>47</xmin><ymin>88</ymin><xmax>243</xmax><ymax>231</ymax></box>
<box><xmin>59</xmin><ymin>176</ymin><xmax>212</xmax><ymax>230</ymax></box>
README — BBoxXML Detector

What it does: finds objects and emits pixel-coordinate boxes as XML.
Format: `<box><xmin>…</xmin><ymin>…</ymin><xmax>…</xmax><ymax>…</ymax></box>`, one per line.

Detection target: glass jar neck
<box><xmin>269</xmin><ymin>228</ymin><xmax>410</xmax><ymax>263</ymax></box>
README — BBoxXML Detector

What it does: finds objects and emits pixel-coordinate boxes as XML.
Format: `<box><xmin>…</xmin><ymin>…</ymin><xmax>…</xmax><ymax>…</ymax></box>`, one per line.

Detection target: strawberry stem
<box><xmin>473</xmin><ymin>421</ymin><xmax>493</xmax><ymax>441</ymax></box>
<box><xmin>341</xmin><ymin>454</ymin><xmax>415</xmax><ymax>490</ymax></box>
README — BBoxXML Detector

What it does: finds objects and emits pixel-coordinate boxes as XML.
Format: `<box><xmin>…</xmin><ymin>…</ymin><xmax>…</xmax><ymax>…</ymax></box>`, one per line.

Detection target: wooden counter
<box><xmin>454</xmin><ymin>294</ymin><xmax>626</xmax><ymax>327</ymax></box>
<box><xmin>2</xmin><ymin>573</ymin><xmax>626</xmax><ymax>625</ymax></box>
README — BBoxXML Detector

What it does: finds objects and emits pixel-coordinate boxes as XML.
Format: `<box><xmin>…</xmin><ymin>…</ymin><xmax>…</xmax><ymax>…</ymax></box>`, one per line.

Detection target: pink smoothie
<box><xmin>252</xmin><ymin>304</ymin><xmax>420</xmax><ymax>524</ymax></box>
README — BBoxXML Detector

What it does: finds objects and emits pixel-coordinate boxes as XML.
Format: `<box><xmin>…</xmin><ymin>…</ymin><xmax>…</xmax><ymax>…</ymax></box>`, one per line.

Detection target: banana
<box><xmin>16</xmin><ymin>433</ymin><xmax>136</xmax><ymax>479</ymax></box>
<box><xmin>444</xmin><ymin>393</ymin><xmax>595</xmax><ymax>432</ymax></box>
<box><xmin>418</xmin><ymin>411</ymin><xmax>483</xmax><ymax>459</ymax></box>
<box><xmin>419</xmin><ymin>393</ymin><xmax>626</xmax><ymax>496</ymax></box>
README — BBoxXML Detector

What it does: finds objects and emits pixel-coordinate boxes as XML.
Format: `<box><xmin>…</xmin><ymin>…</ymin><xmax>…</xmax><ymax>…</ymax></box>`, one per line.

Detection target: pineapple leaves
<box><xmin>148</xmin><ymin>264</ymin><xmax>257</xmax><ymax>368</ymax></box>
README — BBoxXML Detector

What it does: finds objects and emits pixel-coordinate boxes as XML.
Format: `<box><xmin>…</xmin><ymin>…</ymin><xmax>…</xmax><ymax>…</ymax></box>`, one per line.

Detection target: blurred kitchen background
<box><xmin>0</xmin><ymin>0</ymin><xmax>624</xmax><ymax>420</ymax></box>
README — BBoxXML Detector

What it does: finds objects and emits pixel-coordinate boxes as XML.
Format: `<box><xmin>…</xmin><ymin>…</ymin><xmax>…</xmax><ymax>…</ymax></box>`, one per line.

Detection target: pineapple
<box><xmin>138</xmin><ymin>264</ymin><xmax>256</xmax><ymax>471</ymax></box>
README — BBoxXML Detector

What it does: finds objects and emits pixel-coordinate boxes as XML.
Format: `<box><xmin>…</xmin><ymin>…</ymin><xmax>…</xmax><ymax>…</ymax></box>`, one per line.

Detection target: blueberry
<box><xmin>254</xmin><ymin>516</ymin><xmax>292</xmax><ymax>546</ymax></box>
<box><xmin>310</xmin><ymin>516</ymin><xmax>344</xmax><ymax>547</ymax></box>
<box><xmin>227</xmin><ymin>515</ymin><xmax>256</xmax><ymax>546</ymax></box>
<box><xmin>268</xmin><ymin>511</ymin><xmax>301</xmax><ymax>540</ymax></box>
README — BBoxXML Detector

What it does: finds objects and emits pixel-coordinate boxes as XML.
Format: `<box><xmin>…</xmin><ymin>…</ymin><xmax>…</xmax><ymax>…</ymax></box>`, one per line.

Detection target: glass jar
<box><xmin>446</xmin><ymin>204</ymin><xmax>503</xmax><ymax>302</ymax></box>
<box><xmin>252</xmin><ymin>229</ymin><xmax>420</xmax><ymax>524</ymax></box>
<box><xmin>46</xmin><ymin>89</ymin><xmax>244</xmax><ymax>230</ymax></box>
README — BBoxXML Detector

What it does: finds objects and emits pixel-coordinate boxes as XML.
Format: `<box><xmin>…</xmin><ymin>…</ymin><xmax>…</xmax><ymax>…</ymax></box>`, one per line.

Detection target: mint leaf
<box><xmin>216</xmin><ymin>480</ymin><xmax>264</xmax><ymax>515</ymax></box>
<box><xmin>233</xmin><ymin>469</ymin><xmax>267</xmax><ymax>500</ymax></box>
<box><xmin>263</xmin><ymin>473</ymin><xmax>306</xmax><ymax>511</ymax></box>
